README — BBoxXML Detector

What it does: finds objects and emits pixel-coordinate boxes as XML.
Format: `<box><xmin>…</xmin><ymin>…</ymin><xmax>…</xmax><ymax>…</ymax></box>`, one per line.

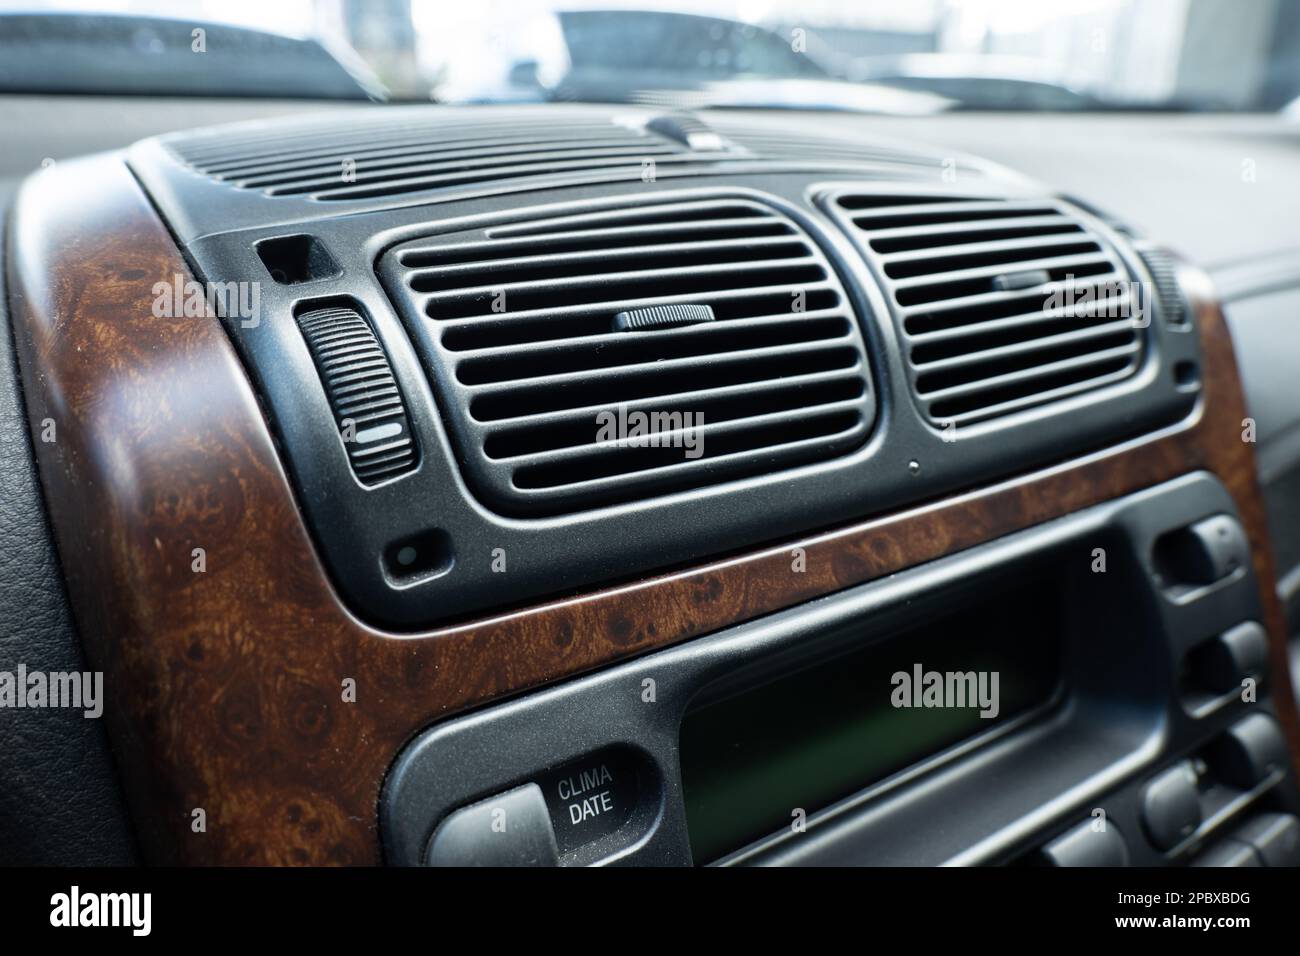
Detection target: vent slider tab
<box><xmin>613</xmin><ymin>303</ymin><xmax>716</xmax><ymax>332</ymax></box>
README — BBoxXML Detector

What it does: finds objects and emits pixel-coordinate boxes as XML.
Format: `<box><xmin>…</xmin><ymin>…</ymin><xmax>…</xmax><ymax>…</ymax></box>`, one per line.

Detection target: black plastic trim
<box><xmin>174</xmin><ymin>173</ymin><xmax>1203</xmax><ymax>628</ymax></box>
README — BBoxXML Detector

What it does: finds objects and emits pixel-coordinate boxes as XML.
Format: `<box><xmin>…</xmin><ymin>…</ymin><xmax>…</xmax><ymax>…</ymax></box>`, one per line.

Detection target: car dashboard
<box><xmin>2</xmin><ymin>100</ymin><xmax>1299</xmax><ymax>870</ymax></box>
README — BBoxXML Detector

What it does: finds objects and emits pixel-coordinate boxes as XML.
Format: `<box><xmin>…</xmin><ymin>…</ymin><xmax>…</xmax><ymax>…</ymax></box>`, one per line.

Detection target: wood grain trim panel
<box><xmin>9</xmin><ymin>155</ymin><xmax>1300</xmax><ymax>865</ymax></box>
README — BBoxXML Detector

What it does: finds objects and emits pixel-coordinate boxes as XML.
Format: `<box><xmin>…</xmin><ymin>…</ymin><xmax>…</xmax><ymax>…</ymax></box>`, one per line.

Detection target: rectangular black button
<box><xmin>425</xmin><ymin>783</ymin><xmax>559</xmax><ymax>867</ymax></box>
<box><xmin>538</xmin><ymin>750</ymin><xmax>639</xmax><ymax>854</ymax></box>
<box><xmin>1232</xmin><ymin>813</ymin><xmax>1300</xmax><ymax>866</ymax></box>
<box><xmin>1041</xmin><ymin>818</ymin><xmax>1130</xmax><ymax>866</ymax></box>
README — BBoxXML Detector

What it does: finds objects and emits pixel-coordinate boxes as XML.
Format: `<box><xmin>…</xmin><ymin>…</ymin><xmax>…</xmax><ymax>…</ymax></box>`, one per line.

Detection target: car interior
<box><xmin>2</xmin><ymin>0</ymin><xmax>1299</xmax><ymax>883</ymax></box>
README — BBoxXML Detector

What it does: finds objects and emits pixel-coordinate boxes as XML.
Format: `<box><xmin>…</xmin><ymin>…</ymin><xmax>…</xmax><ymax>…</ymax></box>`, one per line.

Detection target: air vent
<box><xmin>167</xmin><ymin>111</ymin><xmax>717</xmax><ymax>202</ymax></box>
<box><xmin>830</xmin><ymin>192</ymin><xmax>1145</xmax><ymax>427</ymax></box>
<box><xmin>296</xmin><ymin>305</ymin><xmax>417</xmax><ymax>485</ymax></box>
<box><xmin>380</xmin><ymin>198</ymin><xmax>875</xmax><ymax>515</ymax></box>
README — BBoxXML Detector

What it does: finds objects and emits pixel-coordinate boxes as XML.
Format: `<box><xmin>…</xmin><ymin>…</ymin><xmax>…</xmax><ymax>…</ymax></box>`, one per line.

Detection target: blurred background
<box><xmin>3</xmin><ymin>0</ymin><xmax>1300</xmax><ymax>112</ymax></box>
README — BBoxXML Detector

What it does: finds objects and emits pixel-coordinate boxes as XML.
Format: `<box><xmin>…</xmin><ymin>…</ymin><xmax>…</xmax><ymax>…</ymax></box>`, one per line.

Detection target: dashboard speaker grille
<box><xmin>830</xmin><ymin>192</ymin><xmax>1146</xmax><ymax>427</ymax></box>
<box><xmin>158</xmin><ymin>108</ymin><xmax>989</xmax><ymax>208</ymax></box>
<box><xmin>166</xmin><ymin>112</ymin><xmax>718</xmax><ymax>202</ymax></box>
<box><xmin>380</xmin><ymin>197</ymin><xmax>875</xmax><ymax>515</ymax></box>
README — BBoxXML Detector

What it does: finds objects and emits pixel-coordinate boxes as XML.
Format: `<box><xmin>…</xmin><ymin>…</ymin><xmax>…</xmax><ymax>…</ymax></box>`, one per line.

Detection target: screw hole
<box><xmin>1173</xmin><ymin>360</ymin><xmax>1200</xmax><ymax>392</ymax></box>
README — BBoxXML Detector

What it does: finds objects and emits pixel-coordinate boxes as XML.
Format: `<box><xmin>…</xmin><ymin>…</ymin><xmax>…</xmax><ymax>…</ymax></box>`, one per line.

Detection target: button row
<box><xmin>1140</xmin><ymin>713</ymin><xmax>1289</xmax><ymax>853</ymax></box>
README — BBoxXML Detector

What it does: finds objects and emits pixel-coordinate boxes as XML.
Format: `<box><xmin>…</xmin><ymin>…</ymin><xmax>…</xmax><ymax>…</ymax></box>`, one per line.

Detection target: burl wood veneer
<box><xmin>7</xmin><ymin>154</ymin><xmax>1299</xmax><ymax>865</ymax></box>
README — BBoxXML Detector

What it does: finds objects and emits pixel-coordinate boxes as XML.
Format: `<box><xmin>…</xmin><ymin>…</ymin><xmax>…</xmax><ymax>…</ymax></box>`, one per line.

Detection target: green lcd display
<box><xmin>679</xmin><ymin>577</ymin><xmax>1064</xmax><ymax>862</ymax></box>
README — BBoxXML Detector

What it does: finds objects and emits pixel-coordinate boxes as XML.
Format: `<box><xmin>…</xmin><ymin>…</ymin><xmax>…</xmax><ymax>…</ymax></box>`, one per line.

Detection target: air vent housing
<box><xmin>380</xmin><ymin>197</ymin><xmax>875</xmax><ymax>515</ymax></box>
<box><xmin>828</xmin><ymin>191</ymin><xmax>1149</xmax><ymax>427</ymax></box>
<box><xmin>161</xmin><ymin>119</ymin><xmax>1201</xmax><ymax>627</ymax></box>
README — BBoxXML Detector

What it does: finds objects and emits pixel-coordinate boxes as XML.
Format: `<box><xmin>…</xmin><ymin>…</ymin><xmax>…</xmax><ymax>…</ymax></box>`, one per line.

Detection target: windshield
<box><xmin>3</xmin><ymin>0</ymin><xmax>1299</xmax><ymax>112</ymax></box>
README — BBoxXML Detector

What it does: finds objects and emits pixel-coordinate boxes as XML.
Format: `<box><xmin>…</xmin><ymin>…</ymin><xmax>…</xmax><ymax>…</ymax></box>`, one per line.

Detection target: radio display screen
<box><xmin>679</xmin><ymin>575</ymin><xmax>1064</xmax><ymax>862</ymax></box>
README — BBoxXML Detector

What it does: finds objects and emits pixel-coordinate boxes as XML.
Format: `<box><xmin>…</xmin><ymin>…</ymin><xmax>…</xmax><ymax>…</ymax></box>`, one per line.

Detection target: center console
<box><xmin>384</xmin><ymin>473</ymin><xmax>1299</xmax><ymax>866</ymax></box>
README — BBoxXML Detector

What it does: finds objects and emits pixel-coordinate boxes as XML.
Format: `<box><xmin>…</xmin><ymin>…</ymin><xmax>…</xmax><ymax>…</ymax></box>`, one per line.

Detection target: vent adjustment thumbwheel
<box><xmin>1136</xmin><ymin>246</ymin><xmax>1190</xmax><ymax>329</ymax></box>
<box><xmin>296</xmin><ymin>305</ymin><xmax>417</xmax><ymax>485</ymax></box>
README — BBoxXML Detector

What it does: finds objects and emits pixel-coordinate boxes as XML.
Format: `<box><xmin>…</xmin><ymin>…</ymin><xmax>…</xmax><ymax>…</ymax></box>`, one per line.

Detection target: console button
<box><xmin>1041</xmin><ymin>818</ymin><xmax>1130</xmax><ymax>866</ymax></box>
<box><xmin>1193</xmin><ymin>839</ymin><xmax>1263</xmax><ymax>867</ymax></box>
<box><xmin>1231</xmin><ymin>813</ymin><xmax>1300</xmax><ymax>867</ymax></box>
<box><xmin>1141</xmin><ymin>761</ymin><xmax>1201</xmax><ymax>850</ymax></box>
<box><xmin>425</xmin><ymin>783</ymin><xmax>560</xmax><ymax>867</ymax></box>
<box><xmin>538</xmin><ymin>750</ymin><xmax>639</xmax><ymax>853</ymax></box>
<box><xmin>1210</xmin><ymin>713</ymin><xmax>1289</xmax><ymax>789</ymax></box>
<box><xmin>1178</xmin><ymin>516</ymin><xmax>1250</xmax><ymax>585</ymax></box>
<box><xmin>1190</xmin><ymin>622</ymin><xmax>1269</xmax><ymax>693</ymax></box>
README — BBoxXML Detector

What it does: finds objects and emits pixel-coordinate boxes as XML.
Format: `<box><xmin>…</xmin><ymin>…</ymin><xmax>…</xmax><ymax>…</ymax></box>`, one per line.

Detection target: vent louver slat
<box><xmin>831</xmin><ymin>192</ymin><xmax>1146</xmax><ymax>427</ymax></box>
<box><xmin>297</xmin><ymin>306</ymin><xmax>418</xmax><ymax>485</ymax></box>
<box><xmin>233</xmin><ymin>141</ymin><xmax>680</xmax><ymax>189</ymax></box>
<box><xmin>198</xmin><ymin>130</ymin><xmax>653</xmax><ymax>177</ymax></box>
<box><xmin>380</xmin><ymin>198</ymin><xmax>875</xmax><ymax>515</ymax></box>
